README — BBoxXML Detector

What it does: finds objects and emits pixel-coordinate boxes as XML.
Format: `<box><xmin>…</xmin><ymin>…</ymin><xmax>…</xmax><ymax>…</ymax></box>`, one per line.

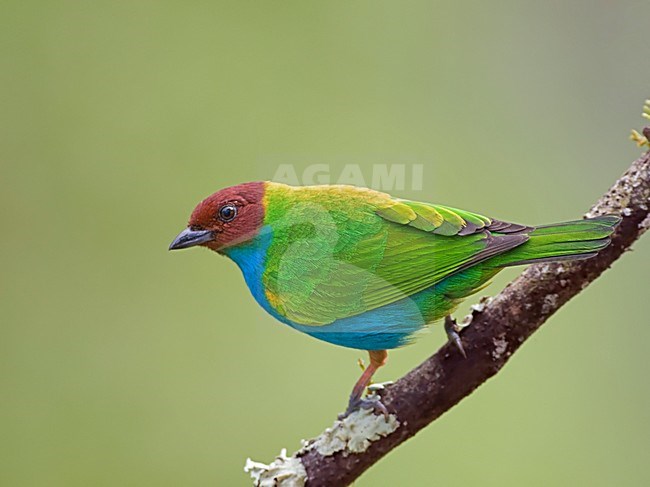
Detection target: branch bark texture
<box><xmin>270</xmin><ymin>149</ymin><xmax>650</xmax><ymax>486</ymax></box>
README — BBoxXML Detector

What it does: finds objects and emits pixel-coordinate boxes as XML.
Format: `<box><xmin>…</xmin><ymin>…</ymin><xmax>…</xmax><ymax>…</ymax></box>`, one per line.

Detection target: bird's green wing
<box><xmin>361</xmin><ymin>198</ymin><xmax>530</xmax><ymax>310</ymax></box>
<box><xmin>262</xmin><ymin>186</ymin><xmax>529</xmax><ymax>326</ymax></box>
<box><xmin>377</xmin><ymin>198</ymin><xmax>530</xmax><ymax>236</ymax></box>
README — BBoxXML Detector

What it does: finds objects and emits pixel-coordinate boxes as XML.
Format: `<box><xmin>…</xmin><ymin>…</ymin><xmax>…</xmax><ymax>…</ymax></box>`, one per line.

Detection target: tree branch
<box><xmin>247</xmin><ymin>144</ymin><xmax>650</xmax><ymax>487</ymax></box>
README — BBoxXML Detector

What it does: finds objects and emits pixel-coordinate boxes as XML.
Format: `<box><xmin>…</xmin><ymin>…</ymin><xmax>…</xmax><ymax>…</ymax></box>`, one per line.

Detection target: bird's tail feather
<box><xmin>490</xmin><ymin>215</ymin><xmax>620</xmax><ymax>267</ymax></box>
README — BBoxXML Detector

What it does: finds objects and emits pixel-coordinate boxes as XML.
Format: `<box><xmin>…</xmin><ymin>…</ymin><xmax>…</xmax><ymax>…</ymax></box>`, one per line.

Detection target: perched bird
<box><xmin>169</xmin><ymin>182</ymin><xmax>619</xmax><ymax>415</ymax></box>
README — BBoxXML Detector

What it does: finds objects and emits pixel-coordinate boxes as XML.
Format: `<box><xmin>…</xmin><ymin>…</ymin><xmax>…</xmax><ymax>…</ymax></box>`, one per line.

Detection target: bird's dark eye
<box><xmin>218</xmin><ymin>204</ymin><xmax>238</xmax><ymax>222</ymax></box>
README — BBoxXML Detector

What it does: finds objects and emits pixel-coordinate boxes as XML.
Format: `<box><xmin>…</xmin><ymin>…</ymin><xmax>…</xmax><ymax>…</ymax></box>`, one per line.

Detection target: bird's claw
<box><xmin>339</xmin><ymin>396</ymin><xmax>389</xmax><ymax>420</ymax></box>
<box><xmin>445</xmin><ymin>315</ymin><xmax>467</xmax><ymax>358</ymax></box>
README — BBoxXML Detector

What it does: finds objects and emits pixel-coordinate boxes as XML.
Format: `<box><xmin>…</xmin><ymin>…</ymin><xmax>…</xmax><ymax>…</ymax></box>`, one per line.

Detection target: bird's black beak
<box><xmin>169</xmin><ymin>228</ymin><xmax>214</xmax><ymax>250</ymax></box>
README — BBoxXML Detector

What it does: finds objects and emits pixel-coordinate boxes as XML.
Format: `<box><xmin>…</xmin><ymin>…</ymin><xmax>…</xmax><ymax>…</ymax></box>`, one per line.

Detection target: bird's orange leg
<box><xmin>343</xmin><ymin>350</ymin><xmax>389</xmax><ymax>417</ymax></box>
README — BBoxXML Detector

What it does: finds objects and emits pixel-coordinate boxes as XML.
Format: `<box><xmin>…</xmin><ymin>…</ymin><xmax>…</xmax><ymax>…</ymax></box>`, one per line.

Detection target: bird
<box><xmin>169</xmin><ymin>182</ymin><xmax>620</xmax><ymax>415</ymax></box>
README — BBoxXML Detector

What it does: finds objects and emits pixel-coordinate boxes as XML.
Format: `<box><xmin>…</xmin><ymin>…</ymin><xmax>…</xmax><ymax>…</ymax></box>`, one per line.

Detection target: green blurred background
<box><xmin>1</xmin><ymin>1</ymin><xmax>649</xmax><ymax>485</ymax></box>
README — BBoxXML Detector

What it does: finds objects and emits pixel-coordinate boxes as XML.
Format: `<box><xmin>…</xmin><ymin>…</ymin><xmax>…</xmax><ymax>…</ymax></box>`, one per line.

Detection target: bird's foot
<box><xmin>340</xmin><ymin>350</ymin><xmax>389</xmax><ymax>420</ymax></box>
<box><xmin>339</xmin><ymin>395</ymin><xmax>389</xmax><ymax>420</ymax></box>
<box><xmin>445</xmin><ymin>315</ymin><xmax>467</xmax><ymax>358</ymax></box>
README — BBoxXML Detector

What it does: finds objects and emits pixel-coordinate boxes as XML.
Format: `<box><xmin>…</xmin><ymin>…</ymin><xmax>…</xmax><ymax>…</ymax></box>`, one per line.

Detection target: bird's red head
<box><xmin>169</xmin><ymin>182</ymin><xmax>265</xmax><ymax>253</ymax></box>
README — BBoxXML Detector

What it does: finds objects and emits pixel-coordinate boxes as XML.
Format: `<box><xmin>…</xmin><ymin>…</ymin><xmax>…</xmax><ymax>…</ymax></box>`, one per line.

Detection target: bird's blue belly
<box><xmin>223</xmin><ymin>231</ymin><xmax>440</xmax><ymax>350</ymax></box>
<box><xmin>289</xmin><ymin>299</ymin><xmax>427</xmax><ymax>349</ymax></box>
